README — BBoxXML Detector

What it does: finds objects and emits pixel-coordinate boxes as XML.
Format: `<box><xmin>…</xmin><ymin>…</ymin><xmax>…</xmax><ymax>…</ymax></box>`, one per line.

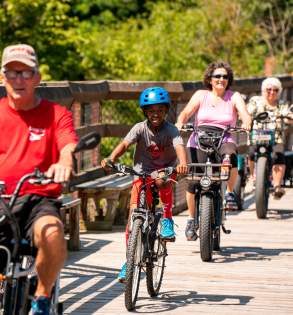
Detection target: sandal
<box><xmin>273</xmin><ymin>186</ymin><xmax>285</xmax><ymax>200</ymax></box>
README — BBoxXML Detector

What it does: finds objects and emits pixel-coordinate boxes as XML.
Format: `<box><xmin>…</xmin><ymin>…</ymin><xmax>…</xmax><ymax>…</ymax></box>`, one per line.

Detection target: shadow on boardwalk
<box><xmin>213</xmin><ymin>246</ymin><xmax>293</xmax><ymax>263</ymax></box>
<box><xmin>134</xmin><ymin>290</ymin><xmax>253</xmax><ymax>313</ymax></box>
<box><xmin>61</xmin><ymin>236</ymin><xmax>124</xmax><ymax>314</ymax></box>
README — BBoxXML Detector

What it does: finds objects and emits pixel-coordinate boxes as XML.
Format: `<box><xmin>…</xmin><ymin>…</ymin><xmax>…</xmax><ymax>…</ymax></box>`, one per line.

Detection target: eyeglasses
<box><xmin>211</xmin><ymin>74</ymin><xmax>229</xmax><ymax>80</ymax></box>
<box><xmin>266</xmin><ymin>88</ymin><xmax>279</xmax><ymax>93</ymax></box>
<box><xmin>3</xmin><ymin>70</ymin><xmax>35</xmax><ymax>80</ymax></box>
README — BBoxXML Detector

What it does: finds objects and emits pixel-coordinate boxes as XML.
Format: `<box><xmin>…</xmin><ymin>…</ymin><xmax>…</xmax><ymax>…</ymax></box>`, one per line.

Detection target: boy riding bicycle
<box><xmin>101</xmin><ymin>86</ymin><xmax>187</xmax><ymax>282</ymax></box>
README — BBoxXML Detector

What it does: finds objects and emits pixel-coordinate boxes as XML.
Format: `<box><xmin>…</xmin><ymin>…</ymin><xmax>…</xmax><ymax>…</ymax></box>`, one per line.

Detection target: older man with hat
<box><xmin>0</xmin><ymin>44</ymin><xmax>78</xmax><ymax>314</ymax></box>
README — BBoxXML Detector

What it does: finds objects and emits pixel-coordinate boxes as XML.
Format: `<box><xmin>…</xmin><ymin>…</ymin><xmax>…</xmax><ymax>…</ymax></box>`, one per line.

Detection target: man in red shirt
<box><xmin>0</xmin><ymin>44</ymin><xmax>78</xmax><ymax>314</ymax></box>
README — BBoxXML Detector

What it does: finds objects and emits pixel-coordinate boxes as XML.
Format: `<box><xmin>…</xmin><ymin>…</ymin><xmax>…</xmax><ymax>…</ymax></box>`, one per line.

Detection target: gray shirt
<box><xmin>124</xmin><ymin>120</ymin><xmax>184</xmax><ymax>173</ymax></box>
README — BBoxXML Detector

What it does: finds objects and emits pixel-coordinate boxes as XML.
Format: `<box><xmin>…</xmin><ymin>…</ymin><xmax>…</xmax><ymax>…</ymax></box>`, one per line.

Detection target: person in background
<box><xmin>101</xmin><ymin>86</ymin><xmax>188</xmax><ymax>282</ymax></box>
<box><xmin>247</xmin><ymin>77</ymin><xmax>293</xmax><ymax>199</ymax></box>
<box><xmin>176</xmin><ymin>61</ymin><xmax>251</xmax><ymax>241</ymax></box>
<box><xmin>0</xmin><ymin>44</ymin><xmax>78</xmax><ymax>315</ymax></box>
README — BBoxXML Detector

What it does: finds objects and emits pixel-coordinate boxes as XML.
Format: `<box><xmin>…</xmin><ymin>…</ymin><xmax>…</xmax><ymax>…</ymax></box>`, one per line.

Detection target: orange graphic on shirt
<box><xmin>147</xmin><ymin>143</ymin><xmax>164</xmax><ymax>159</ymax></box>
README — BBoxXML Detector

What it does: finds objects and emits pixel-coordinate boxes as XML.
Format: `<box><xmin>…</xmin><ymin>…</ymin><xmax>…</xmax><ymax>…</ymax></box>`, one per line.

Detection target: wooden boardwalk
<box><xmin>60</xmin><ymin>187</ymin><xmax>293</xmax><ymax>314</ymax></box>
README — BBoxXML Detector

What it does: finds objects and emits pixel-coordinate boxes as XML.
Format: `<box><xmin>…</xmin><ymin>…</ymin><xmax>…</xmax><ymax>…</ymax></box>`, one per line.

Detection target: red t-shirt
<box><xmin>0</xmin><ymin>98</ymin><xmax>78</xmax><ymax>197</ymax></box>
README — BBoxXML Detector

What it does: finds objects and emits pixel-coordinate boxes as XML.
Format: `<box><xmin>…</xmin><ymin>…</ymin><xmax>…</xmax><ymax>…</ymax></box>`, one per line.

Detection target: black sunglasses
<box><xmin>211</xmin><ymin>74</ymin><xmax>229</xmax><ymax>80</ymax></box>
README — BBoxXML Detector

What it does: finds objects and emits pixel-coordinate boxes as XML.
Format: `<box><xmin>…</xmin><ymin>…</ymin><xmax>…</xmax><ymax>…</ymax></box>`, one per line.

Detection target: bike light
<box><xmin>200</xmin><ymin>176</ymin><xmax>211</xmax><ymax>188</ymax></box>
<box><xmin>259</xmin><ymin>146</ymin><xmax>266</xmax><ymax>153</ymax></box>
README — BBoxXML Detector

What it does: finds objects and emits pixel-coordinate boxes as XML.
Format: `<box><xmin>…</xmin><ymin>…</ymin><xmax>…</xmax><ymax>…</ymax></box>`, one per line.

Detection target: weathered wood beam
<box><xmin>75</xmin><ymin>123</ymin><xmax>132</xmax><ymax>138</ymax></box>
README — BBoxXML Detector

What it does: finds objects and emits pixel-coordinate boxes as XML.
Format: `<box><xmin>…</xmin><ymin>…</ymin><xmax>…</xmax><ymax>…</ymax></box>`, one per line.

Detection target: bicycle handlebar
<box><xmin>106</xmin><ymin>162</ymin><xmax>175</xmax><ymax>181</ymax></box>
<box><xmin>180</xmin><ymin>124</ymin><xmax>247</xmax><ymax>134</ymax></box>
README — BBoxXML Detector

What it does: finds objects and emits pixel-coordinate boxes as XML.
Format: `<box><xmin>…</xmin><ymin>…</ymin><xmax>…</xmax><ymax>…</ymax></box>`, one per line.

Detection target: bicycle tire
<box><xmin>255</xmin><ymin>156</ymin><xmax>269</xmax><ymax>219</ymax></box>
<box><xmin>124</xmin><ymin>218</ymin><xmax>143</xmax><ymax>311</ymax></box>
<box><xmin>17</xmin><ymin>277</ymin><xmax>31</xmax><ymax>315</ymax></box>
<box><xmin>3</xmin><ymin>280</ymin><xmax>17</xmax><ymax>315</ymax></box>
<box><xmin>199</xmin><ymin>193</ymin><xmax>214</xmax><ymax>262</ymax></box>
<box><xmin>146</xmin><ymin>214</ymin><xmax>166</xmax><ymax>297</ymax></box>
<box><xmin>234</xmin><ymin>172</ymin><xmax>244</xmax><ymax>210</ymax></box>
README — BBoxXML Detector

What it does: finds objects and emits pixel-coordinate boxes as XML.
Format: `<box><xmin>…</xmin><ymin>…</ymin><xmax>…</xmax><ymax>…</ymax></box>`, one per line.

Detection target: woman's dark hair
<box><xmin>203</xmin><ymin>61</ymin><xmax>234</xmax><ymax>90</ymax></box>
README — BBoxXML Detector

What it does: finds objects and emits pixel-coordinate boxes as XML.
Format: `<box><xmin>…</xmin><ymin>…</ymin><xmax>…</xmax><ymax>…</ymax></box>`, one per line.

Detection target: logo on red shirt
<box><xmin>29</xmin><ymin>127</ymin><xmax>45</xmax><ymax>141</ymax></box>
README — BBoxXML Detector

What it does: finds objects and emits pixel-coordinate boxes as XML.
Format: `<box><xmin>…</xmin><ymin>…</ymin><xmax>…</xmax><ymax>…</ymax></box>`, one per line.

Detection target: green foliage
<box><xmin>0</xmin><ymin>0</ymin><xmax>80</xmax><ymax>80</ymax></box>
<box><xmin>75</xmin><ymin>0</ymin><xmax>268</xmax><ymax>81</ymax></box>
<box><xmin>101</xmin><ymin>137</ymin><xmax>135</xmax><ymax>165</ymax></box>
<box><xmin>1</xmin><ymin>0</ymin><xmax>291</xmax><ymax>80</ymax></box>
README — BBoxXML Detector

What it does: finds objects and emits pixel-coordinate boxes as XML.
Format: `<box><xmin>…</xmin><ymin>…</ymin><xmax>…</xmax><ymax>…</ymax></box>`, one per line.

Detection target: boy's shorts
<box><xmin>0</xmin><ymin>194</ymin><xmax>62</xmax><ymax>272</ymax></box>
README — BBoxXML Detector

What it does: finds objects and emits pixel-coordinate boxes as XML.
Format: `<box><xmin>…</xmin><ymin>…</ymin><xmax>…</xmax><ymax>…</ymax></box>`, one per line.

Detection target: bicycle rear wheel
<box><xmin>146</xmin><ymin>215</ymin><xmax>166</xmax><ymax>297</ymax></box>
<box><xmin>125</xmin><ymin>218</ymin><xmax>143</xmax><ymax>311</ymax></box>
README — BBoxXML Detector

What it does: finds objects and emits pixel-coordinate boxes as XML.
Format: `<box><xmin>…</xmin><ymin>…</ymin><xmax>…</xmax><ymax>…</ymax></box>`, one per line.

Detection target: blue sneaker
<box><xmin>160</xmin><ymin>218</ymin><xmax>175</xmax><ymax>240</ymax></box>
<box><xmin>117</xmin><ymin>262</ymin><xmax>127</xmax><ymax>283</ymax></box>
<box><xmin>31</xmin><ymin>296</ymin><xmax>51</xmax><ymax>315</ymax></box>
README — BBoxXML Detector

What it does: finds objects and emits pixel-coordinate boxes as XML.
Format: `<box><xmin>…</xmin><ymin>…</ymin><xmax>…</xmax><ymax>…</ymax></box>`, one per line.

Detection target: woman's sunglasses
<box><xmin>211</xmin><ymin>74</ymin><xmax>228</xmax><ymax>80</ymax></box>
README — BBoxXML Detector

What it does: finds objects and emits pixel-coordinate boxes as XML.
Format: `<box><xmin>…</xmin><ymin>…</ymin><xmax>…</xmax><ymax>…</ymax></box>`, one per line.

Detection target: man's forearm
<box><xmin>59</xmin><ymin>143</ymin><xmax>77</xmax><ymax>167</ymax></box>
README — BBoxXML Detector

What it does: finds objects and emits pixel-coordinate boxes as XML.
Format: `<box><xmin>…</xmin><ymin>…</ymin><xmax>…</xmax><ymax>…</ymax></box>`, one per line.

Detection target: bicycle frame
<box><xmin>113</xmin><ymin>164</ymin><xmax>172</xmax><ymax>262</ymax></box>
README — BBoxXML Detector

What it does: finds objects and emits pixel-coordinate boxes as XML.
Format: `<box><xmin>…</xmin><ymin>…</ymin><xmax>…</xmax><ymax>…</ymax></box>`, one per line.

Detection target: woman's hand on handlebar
<box><xmin>176</xmin><ymin>163</ymin><xmax>188</xmax><ymax>174</ymax></box>
<box><xmin>241</xmin><ymin>120</ymin><xmax>252</xmax><ymax>131</ymax></box>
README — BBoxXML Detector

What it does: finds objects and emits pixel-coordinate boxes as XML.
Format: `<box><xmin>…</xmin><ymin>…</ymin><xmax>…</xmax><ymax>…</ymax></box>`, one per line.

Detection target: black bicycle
<box><xmin>0</xmin><ymin>132</ymin><xmax>100</xmax><ymax>315</ymax></box>
<box><xmin>107</xmin><ymin>162</ymin><xmax>176</xmax><ymax>311</ymax></box>
<box><xmin>0</xmin><ymin>168</ymin><xmax>63</xmax><ymax>315</ymax></box>
<box><xmin>182</xmin><ymin>124</ymin><xmax>245</xmax><ymax>262</ymax></box>
<box><xmin>251</xmin><ymin>112</ymin><xmax>292</xmax><ymax>218</ymax></box>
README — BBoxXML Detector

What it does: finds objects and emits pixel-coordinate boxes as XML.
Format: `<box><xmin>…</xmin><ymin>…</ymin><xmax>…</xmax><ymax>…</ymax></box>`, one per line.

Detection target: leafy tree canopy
<box><xmin>0</xmin><ymin>0</ymin><xmax>291</xmax><ymax>80</ymax></box>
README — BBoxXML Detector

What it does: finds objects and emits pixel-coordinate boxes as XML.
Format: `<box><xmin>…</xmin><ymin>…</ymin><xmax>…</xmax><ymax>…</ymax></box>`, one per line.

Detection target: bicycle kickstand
<box><xmin>222</xmin><ymin>224</ymin><xmax>231</xmax><ymax>234</ymax></box>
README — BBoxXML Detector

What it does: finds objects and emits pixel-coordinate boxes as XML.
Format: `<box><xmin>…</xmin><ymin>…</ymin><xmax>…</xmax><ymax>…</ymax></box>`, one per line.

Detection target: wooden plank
<box><xmin>75</xmin><ymin>174</ymin><xmax>132</xmax><ymax>191</ymax></box>
<box><xmin>69</xmin><ymin>167</ymin><xmax>107</xmax><ymax>188</ymax></box>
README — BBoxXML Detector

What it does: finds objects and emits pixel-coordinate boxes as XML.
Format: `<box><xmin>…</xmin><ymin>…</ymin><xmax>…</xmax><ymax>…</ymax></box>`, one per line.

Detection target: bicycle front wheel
<box><xmin>125</xmin><ymin>218</ymin><xmax>143</xmax><ymax>311</ymax></box>
<box><xmin>199</xmin><ymin>193</ymin><xmax>214</xmax><ymax>262</ymax></box>
<box><xmin>255</xmin><ymin>156</ymin><xmax>269</xmax><ymax>219</ymax></box>
<box><xmin>146</xmin><ymin>215</ymin><xmax>166</xmax><ymax>297</ymax></box>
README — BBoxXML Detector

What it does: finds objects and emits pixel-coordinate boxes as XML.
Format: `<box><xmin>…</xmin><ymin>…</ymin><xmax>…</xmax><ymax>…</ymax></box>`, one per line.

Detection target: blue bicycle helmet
<box><xmin>139</xmin><ymin>87</ymin><xmax>170</xmax><ymax>108</ymax></box>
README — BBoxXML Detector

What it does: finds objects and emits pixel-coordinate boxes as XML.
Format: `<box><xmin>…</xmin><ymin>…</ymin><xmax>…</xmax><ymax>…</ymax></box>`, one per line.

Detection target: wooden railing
<box><xmin>1</xmin><ymin>76</ymin><xmax>292</xmax><ymax>213</ymax></box>
<box><xmin>3</xmin><ymin>76</ymin><xmax>291</xmax><ymax>137</ymax></box>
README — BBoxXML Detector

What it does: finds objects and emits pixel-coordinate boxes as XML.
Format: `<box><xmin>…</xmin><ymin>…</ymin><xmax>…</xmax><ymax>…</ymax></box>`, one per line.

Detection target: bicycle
<box><xmin>106</xmin><ymin>162</ymin><xmax>176</xmax><ymax>311</ymax></box>
<box><xmin>250</xmin><ymin>112</ymin><xmax>292</xmax><ymax>218</ymax></box>
<box><xmin>0</xmin><ymin>132</ymin><xmax>100</xmax><ymax>315</ymax></box>
<box><xmin>182</xmin><ymin>124</ymin><xmax>246</xmax><ymax>261</ymax></box>
<box><xmin>0</xmin><ymin>168</ymin><xmax>62</xmax><ymax>315</ymax></box>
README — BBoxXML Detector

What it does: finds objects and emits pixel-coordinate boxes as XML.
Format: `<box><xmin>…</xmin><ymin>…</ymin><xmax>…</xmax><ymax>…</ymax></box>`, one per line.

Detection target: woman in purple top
<box><xmin>176</xmin><ymin>61</ymin><xmax>251</xmax><ymax>241</ymax></box>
